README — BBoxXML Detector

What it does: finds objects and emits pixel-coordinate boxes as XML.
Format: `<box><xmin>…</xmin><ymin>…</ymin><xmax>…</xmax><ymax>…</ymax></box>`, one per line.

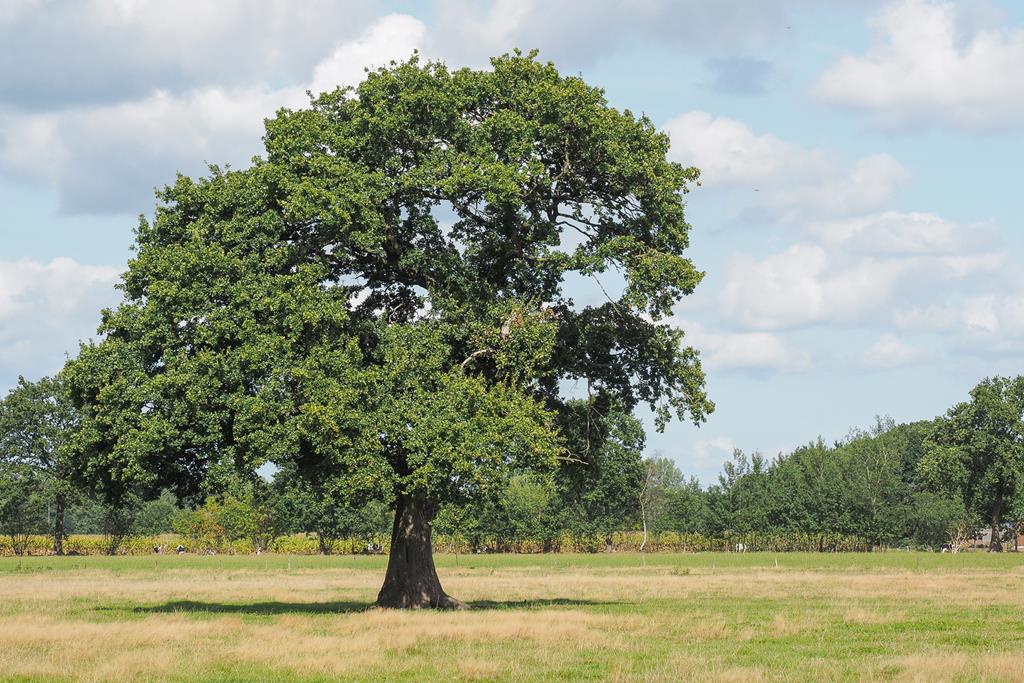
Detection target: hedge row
<box><xmin>0</xmin><ymin>530</ymin><xmax>875</xmax><ymax>556</ymax></box>
<box><xmin>436</xmin><ymin>531</ymin><xmax>874</xmax><ymax>554</ymax></box>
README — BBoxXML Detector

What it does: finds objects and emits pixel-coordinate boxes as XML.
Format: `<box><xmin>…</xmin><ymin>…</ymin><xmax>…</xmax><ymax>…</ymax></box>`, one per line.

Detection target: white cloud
<box><xmin>861</xmin><ymin>334</ymin><xmax>924</xmax><ymax>369</ymax></box>
<box><xmin>720</xmin><ymin>245</ymin><xmax>828</xmax><ymax>330</ymax></box>
<box><xmin>664</xmin><ymin>111</ymin><xmax>909</xmax><ymax>221</ymax></box>
<box><xmin>0</xmin><ymin>112</ymin><xmax>64</xmax><ymax>180</ymax></box>
<box><xmin>0</xmin><ymin>0</ymin><xmax>40</xmax><ymax>23</ymax></box>
<box><xmin>0</xmin><ymin>86</ymin><xmax>285</xmax><ymax>212</ymax></box>
<box><xmin>0</xmin><ymin>0</ymin><xmax>375</xmax><ymax>109</ymax></box>
<box><xmin>695</xmin><ymin>436</ymin><xmax>736</xmax><ymax>455</ymax></box>
<box><xmin>432</xmin><ymin>0</ymin><xmax>530</xmax><ymax>65</ymax></box>
<box><xmin>895</xmin><ymin>293</ymin><xmax>1024</xmax><ymax>354</ymax></box>
<box><xmin>679</xmin><ymin>319</ymin><xmax>810</xmax><ymax>373</ymax></box>
<box><xmin>0</xmin><ymin>258</ymin><xmax>120</xmax><ymax>389</ymax></box>
<box><xmin>308</xmin><ymin>14</ymin><xmax>429</xmax><ymax>96</ymax></box>
<box><xmin>431</xmin><ymin>0</ymin><xmax>807</xmax><ymax>67</ymax></box>
<box><xmin>689</xmin><ymin>436</ymin><xmax>743</xmax><ymax>482</ymax></box>
<box><xmin>664</xmin><ymin>111</ymin><xmax>830</xmax><ymax>186</ymax></box>
<box><xmin>772</xmin><ymin>154</ymin><xmax>911</xmax><ymax>220</ymax></box>
<box><xmin>0</xmin><ymin>258</ymin><xmax>118</xmax><ymax>320</ymax></box>
<box><xmin>719</xmin><ymin>241</ymin><xmax>1004</xmax><ymax>331</ymax></box>
<box><xmin>703</xmin><ymin>331</ymin><xmax>811</xmax><ymax>373</ymax></box>
<box><xmin>814</xmin><ymin>0</ymin><xmax>1024</xmax><ymax>129</ymax></box>
<box><xmin>666</xmin><ymin>109</ymin><xmax>1014</xmax><ymax>373</ymax></box>
<box><xmin>808</xmin><ymin>211</ymin><xmax>995</xmax><ymax>255</ymax></box>
<box><xmin>0</xmin><ymin>13</ymin><xmax>426</xmax><ymax>213</ymax></box>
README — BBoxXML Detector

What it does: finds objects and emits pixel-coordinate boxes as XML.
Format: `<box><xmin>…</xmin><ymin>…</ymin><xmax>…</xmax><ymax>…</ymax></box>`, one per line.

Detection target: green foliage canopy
<box><xmin>920</xmin><ymin>375</ymin><xmax>1024</xmax><ymax>548</ymax></box>
<box><xmin>0</xmin><ymin>375</ymin><xmax>79</xmax><ymax>552</ymax></box>
<box><xmin>65</xmin><ymin>52</ymin><xmax>711</xmax><ymax>530</ymax></box>
<box><xmin>0</xmin><ymin>376</ymin><xmax>76</xmax><ymax>486</ymax></box>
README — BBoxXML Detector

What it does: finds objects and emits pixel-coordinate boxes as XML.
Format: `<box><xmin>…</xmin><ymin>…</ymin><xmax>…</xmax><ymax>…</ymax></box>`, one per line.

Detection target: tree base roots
<box><xmin>375</xmin><ymin>592</ymin><xmax>468</xmax><ymax>610</ymax></box>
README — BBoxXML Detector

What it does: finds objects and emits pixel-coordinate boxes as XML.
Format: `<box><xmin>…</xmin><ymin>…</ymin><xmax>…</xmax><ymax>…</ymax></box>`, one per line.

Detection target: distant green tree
<box><xmin>0</xmin><ymin>376</ymin><xmax>78</xmax><ymax>554</ymax></box>
<box><xmin>639</xmin><ymin>455</ymin><xmax>684</xmax><ymax>541</ymax></box>
<box><xmin>556</xmin><ymin>405</ymin><xmax>645</xmax><ymax>551</ymax></box>
<box><xmin>1006</xmin><ymin>487</ymin><xmax>1024</xmax><ymax>542</ymax></box>
<box><xmin>502</xmin><ymin>475</ymin><xmax>557</xmax><ymax>549</ymax></box>
<box><xmin>767</xmin><ymin>440</ymin><xmax>853</xmax><ymax>542</ymax></box>
<box><xmin>273</xmin><ymin>461</ymin><xmax>391</xmax><ymax>553</ymax></box>
<box><xmin>906</xmin><ymin>492</ymin><xmax>972</xmax><ymax>550</ymax></box>
<box><xmin>920</xmin><ymin>376</ymin><xmax>1024</xmax><ymax>551</ymax></box>
<box><xmin>98</xmin><ymin>492</ymin><xmax>143</xmax><ymax>555</ymax></box>
<box><xmin>301</xmin><ymin>491</ymin><xmax>390</xmax><ymax>554</ymax></box>
<box><xmin>215</xmin><ymin>491</ymin><xmax>282</xmax><ymax>553</ymax></box>
<box><xmin>0</xmin><ymin>464</ymin><xmax>47</xmax><ymax>555</ymax></box>
<box><xmin>841</xmin><ymin>418</ymin><xmax>910</xmax><ymax>547</ymax></box>
<box><xmin>714</xmin><ymin>449</ymin><xmax>771</xmax><ymax>535</ymax></box>
<box><xmin>433</xmin><ymin>502</ymin><xmax>482</xmax><ymax>551</ymax></box>
<box><xmin>663</xmin><ymin>476</ymin><xmax>709</xmax><ymax>534</ymax></box>
<box><xmin>173</xmin><ymin>499</ymin><xmax>230</xmax><ymax>553</ymax></box>
<box><xmin>133</xmin><ymin>490</ymin><xmax>181</xmax><ymax>536</ymax></box>
<box><xmin>885</xmin><ymin>420</ymin><xmax>934</xmax><ymax>488</ymax></box>
<box><xmin>461</xmin><ymin>474</ymin><xmax>557</xmax><ymax>551</ymax></box>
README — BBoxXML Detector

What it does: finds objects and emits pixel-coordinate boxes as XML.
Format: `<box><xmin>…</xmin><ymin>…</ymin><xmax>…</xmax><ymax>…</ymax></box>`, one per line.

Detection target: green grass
<box><xmin>1</xmin><ymin>552</ymin><xmax>1022</xmax><ymax>681</ymax></box>
<box><xmin>3</xmin><ymin>549</ymin><xmax>1022</xmax><ymax>573</ymax></box>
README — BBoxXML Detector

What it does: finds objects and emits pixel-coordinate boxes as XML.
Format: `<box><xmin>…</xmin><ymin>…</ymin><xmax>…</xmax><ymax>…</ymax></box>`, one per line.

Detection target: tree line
<box><xmin>436</xmin><ymin>376</ymin><xmax>1024</xmax><ymax>553</ymax></box>
<box><xmin>4</xmin><ymin>374</ymin><xmax>1021</xmax><ymax>555</ymax></box>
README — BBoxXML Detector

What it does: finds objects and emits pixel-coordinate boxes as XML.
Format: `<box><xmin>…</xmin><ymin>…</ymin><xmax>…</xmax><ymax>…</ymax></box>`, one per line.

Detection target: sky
<box><xmin>1</xmin><ymin>0</ymin><xmax>1023</xmax><ymax>483</ymax></box>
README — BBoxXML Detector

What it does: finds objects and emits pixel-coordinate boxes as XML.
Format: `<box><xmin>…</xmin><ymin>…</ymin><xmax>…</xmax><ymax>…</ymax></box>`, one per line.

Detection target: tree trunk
<box><xmin>639</xmin><ymin>490</ymin><xmax>648</xmax><ymax>553</ymax></box>
<box><xmin>53</xmin><ymin>492</ymin><xmax>66</xmax><ymax>556</ymax></box>
<box><xmin>317</xmin><ymin>531</ymin><xmax>332</xmax><ymax>555</ymax></box>
<box><xmin>376</xmin><ymin>493</ymin><xmax>465</xmax><ymax>609</ymax></box>
<box><xmin>989</xmin><ymin>493</ymin><xmax>1004</xmax><ymax>552</ymax></box>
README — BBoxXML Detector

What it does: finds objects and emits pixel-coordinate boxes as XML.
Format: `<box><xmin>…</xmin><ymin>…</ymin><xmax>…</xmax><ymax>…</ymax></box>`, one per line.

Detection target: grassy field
<box><xmin>1</xmin><ymin>552</ymin><xmax>1023</xmax><ymax>682</ymax></box>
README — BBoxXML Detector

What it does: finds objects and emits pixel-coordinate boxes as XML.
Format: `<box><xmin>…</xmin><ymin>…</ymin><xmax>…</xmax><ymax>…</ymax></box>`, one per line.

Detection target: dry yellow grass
<box><xmin>0</xmin><ymin>554</ymin><xmax>1022</xmax><ymax>681</ymax></box>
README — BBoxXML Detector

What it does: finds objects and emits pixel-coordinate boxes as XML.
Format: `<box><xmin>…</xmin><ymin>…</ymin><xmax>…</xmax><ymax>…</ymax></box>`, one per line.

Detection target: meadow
<box><xmin>0</xmin><ymin>552</ymin><xmax>1022</xmax><ymax>682</ymax></box>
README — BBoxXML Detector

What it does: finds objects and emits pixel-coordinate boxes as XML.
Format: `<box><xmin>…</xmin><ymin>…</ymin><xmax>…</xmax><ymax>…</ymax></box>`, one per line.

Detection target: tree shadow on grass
<box><xmin>129</xmin><ymin>600</ymin><xmax>371</xmax><ymax>615</ymax></box>
<box><xmin>469</xmin><ymin>598</ymin><xmax>619</xmax><ymax>610</ymax></box>
<box><xmin>102</xmin><ymin>597</ymin><xmax>615</xmax><ymax>616</ymax></box>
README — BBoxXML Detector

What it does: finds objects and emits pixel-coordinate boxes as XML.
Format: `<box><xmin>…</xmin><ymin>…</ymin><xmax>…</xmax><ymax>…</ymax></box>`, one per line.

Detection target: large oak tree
<box><xmin>66</xmin><ymin>52</ymin><xmax>712</xmax><ymax>607</ymax></box>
